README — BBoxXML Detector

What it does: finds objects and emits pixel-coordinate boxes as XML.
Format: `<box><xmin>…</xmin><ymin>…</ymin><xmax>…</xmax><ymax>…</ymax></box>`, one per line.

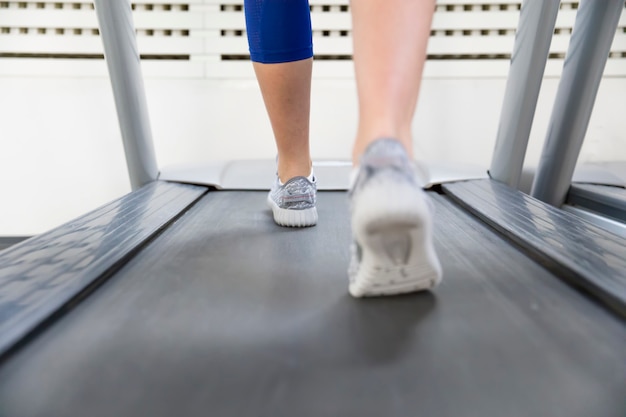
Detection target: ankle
<box><xmin>352</xmin><ymin>135</ymin><xmax>413</xmax><ymax>165</ymax></box>
<box><xmin>278</xmin><ymin>159</ymin><xmax>312</xmax><ymax>183</ymax></box>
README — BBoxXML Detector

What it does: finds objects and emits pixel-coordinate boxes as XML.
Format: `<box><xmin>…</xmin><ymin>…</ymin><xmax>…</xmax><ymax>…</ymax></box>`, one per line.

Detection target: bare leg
<box><xmin>351</xmin><ymin>0</ymin><xmax>435</xmax><ymax>163</ymax></box>
<box><xmin>253</xmin><ymin>58</ymin><xmax>313</xmax><ymax>182</ymax></box>
<box><xmin>348</xmin><ymin>1</ymin><xmax>441</xmax><ymax>297</ymax></box>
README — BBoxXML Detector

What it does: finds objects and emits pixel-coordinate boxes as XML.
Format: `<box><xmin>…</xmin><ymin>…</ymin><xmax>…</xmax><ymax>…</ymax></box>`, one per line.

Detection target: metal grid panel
<box><xmin>0</xmin><ymin>1</ymin><xmax>200</xmax><ymax>58</ymax></box>
<box><xmin>0</xmin><ymin>0</ymin><xmax>624</xmax><ymax>78</ymax></box>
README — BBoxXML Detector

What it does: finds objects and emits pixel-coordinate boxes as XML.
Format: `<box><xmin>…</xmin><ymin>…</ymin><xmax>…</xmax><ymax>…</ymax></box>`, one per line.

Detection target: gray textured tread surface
<box><xmin>0</xmin><ymin>191</ymin><xmax>624</xmax><ymax>417</ymax></box>
<box><xmin>0</xmin><ymin>181</ymin><xmax>207</xmax><ymax>358</ymax></box>
<box><xmin>568</xmin><ymin>183</ymin><xmax>626</xmax><ymax>222</ymax></box>
<box><xmin>444</xmin><ymin>179</ymin><xmax>626</xmax><ymax>317</ymax></box>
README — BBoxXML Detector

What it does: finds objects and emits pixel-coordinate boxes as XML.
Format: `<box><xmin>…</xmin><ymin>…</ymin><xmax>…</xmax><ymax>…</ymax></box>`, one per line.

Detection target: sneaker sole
<box><xmin>267</xmin><ymin>196</ymin><xmax>318</xmax><ymax>227</ymax></box>
<box><xmin>350</xmin><ymin>181</ymin><xmax>442</xmax><ymax>297</ymax></box>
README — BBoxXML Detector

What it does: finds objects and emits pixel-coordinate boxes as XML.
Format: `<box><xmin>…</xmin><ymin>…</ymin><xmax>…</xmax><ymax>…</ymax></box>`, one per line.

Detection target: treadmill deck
<box><xmin>0</xmin><ymin>191</ymin><xmax>624</xmax><ymax>417</ymax></box>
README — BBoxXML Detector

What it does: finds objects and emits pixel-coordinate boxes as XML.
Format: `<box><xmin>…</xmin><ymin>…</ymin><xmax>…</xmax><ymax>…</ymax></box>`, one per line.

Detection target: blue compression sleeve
<box><xmin>244</xmin><ymin>0</ymin><xmax>313</xmax><ymax>64</ymax></box>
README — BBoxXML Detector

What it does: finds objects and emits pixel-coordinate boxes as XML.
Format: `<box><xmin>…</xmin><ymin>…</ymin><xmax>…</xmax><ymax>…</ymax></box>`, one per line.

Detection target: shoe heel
<box><xmin>350</xmin><ymin>218</ymin><xmax>441</xmax><ymax>297</ymax></box>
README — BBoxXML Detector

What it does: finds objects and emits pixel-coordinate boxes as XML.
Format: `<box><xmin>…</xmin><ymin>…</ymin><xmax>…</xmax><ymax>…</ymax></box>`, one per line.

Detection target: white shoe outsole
<box><xmin>267</xmin><ymin>196</ymin><xmax>318</xmax><ymax>227</ymax></box>
<box><xmin>349</xmin><ymin>181</ymin><xmax>442</xmax><ymax>297</ymax></box>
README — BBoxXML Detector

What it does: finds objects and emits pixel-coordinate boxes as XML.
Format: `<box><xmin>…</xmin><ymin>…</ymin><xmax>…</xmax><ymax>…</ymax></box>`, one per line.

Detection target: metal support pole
<box><xmin>489</xmin><ymin>0</ymin><xmax>561</xmax><ymax>188</ymax></box>
<box><xmin>93</xmin><ymin>0</ymin><xmax>159</xmax><ymax>190</ymax></box>
<box><xmin>531</xmin><ymin>0</ymin><xmax>624</xmax><ymax>206</ymax></box>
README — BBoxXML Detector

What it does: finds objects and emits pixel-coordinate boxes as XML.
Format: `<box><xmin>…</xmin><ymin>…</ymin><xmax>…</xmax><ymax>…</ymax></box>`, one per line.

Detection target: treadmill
<box><xmin>1</xmin><ymin>1</ymin><xmax>624</xmax><ymax>416</ymax></box>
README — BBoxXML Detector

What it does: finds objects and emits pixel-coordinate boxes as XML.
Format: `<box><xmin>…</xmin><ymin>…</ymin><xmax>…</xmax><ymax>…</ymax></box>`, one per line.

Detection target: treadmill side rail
<box><xmin>568</xmin><ymin>184</ymin><xmax>626</xmax><ymax>224</ymax></box>
<box><xmin>0</xmin><ymin>181</ymin><xmax>208</xmax><ymax>360</ymax></box>
<box><xmin>444</xmin><ymin>179</ymin><xmax>626</xmax><ymax>318</ymax></box>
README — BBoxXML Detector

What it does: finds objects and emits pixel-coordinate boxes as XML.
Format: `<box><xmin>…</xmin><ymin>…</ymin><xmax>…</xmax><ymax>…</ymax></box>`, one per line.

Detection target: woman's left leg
<box><xmin>244</xmin><ymin>0</ymin><xmax>317</xmax><ymax>227</ymax></box>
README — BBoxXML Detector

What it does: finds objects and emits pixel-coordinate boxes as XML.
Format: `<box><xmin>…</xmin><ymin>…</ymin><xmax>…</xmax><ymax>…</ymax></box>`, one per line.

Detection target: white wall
<box><xmin>1</xmin><ymin>71</ymin><xmax>625</xmax><ymax>236</ymax></box>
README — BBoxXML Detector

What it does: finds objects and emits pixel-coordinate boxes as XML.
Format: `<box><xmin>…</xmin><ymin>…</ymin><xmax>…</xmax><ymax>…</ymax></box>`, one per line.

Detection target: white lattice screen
<box><xmin>1</xmin><ymin>0</ymin><xmax>625</xmax><ymax>78</ymax></box>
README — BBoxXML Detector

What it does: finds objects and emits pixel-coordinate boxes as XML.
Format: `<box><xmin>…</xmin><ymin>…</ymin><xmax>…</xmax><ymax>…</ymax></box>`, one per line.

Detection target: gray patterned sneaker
<box><xmin>348</xmin><ymin>138</ymin><xmax>442</xmax><ymax>297</ymax></box>
<box><xmin>267</xmin><ymin>174</ymin><xmax>318</xmax><ymax>227</ymax></box>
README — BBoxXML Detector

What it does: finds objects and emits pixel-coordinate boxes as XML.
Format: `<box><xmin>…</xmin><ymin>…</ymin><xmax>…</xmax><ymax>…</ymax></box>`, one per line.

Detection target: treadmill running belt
<box><xmin>0</xmin><ymin>191</ymin><xmax>624</xmax><ymax>417</ymax></box>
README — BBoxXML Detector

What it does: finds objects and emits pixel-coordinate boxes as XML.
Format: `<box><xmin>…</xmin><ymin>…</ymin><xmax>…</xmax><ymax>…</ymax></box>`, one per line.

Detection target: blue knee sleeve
<box><xmin>244</xmin><ymin>0</ymin><xmax>313</xmax><ymax>64</ymax></box>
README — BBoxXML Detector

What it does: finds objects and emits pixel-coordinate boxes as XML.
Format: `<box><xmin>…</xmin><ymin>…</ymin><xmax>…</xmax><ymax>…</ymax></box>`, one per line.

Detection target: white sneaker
<box><xmin>267</xmin><ymin>174</ymin><xmax>318</xmax><ymax>227</ymax></box>
<box><xmin>348</xmin><ymin>138</ymin><xmax>442</xmax><ymax>297</ymax></box>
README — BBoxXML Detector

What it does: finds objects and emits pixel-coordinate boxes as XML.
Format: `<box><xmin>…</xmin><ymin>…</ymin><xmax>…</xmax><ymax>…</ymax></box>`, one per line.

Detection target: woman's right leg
<box><xmin>351</xmin><ymin>0</ymin><xmax>434</xmax><ymax>163</ymax></box>
<box><xmin>347</xmin><ymin>0</ymin><xmax>442</xmax><ymax>297</ymax></box>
